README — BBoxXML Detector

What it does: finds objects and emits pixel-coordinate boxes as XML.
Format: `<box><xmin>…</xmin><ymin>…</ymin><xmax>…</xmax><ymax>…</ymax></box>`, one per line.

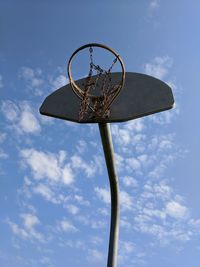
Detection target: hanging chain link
<box><xmin>79</xmin><ymin>47</ymin><xmax>94</xmax><ymax>119</ymax></box>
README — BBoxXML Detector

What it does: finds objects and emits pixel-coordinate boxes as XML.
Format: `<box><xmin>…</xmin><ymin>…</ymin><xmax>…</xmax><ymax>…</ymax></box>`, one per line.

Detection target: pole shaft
<box><xmin>98</xmin><ymin>123</ymin><xmax>120</xmax><ymax>267</ymax></box>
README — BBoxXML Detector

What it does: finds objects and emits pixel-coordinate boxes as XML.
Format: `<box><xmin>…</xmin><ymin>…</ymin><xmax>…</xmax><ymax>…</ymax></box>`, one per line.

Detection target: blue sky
<box><xmin>1</xmin><ymin>0</ymin><xmax>200</xmax><ymax>266</ymax></box>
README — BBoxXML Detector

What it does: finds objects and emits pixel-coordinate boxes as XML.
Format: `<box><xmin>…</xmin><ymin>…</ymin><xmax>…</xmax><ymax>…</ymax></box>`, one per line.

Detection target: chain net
<box><xmin>79</xmin><ymin>47</ymin><xmax>120</xmax><ymax>120</ymax></box>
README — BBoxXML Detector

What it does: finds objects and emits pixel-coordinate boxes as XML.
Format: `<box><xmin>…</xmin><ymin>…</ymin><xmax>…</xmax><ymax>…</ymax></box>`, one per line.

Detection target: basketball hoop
<box><xmin>67</xmin><ymin>43</ymin><xmax>125</xmax><ymax>120</ymax></box>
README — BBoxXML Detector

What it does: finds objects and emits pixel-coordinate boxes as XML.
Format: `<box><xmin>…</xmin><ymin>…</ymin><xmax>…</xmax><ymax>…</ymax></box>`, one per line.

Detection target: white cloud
<box><xmin>33</xmin><ymin>183</ymin><xmax>59</xmax><ymax>204</ymax></box>
<box><xmin>115</xmin><ymin>128</ymin><xmax>131</xmax><ymax>145</ymax></box>
<box><xmin>159</xmin><ymin>139</ymin><xmax>173</xmax><ymax>150</ymax></box>
<box><xmin>111</xmin><ymin>120</ymin><xmax>145</xmax><ymax>147</ymax></box>
<box><xmin>126</xmin><ymin>157</ymin><xmax>141</xmax><ymax>172</ymax></box>
<box><xmin>95</xmin><ymin>187</ymin><xmax>110</xmax><ymax>204</ymax></box>
<box><xmin>6</xmin><ymin>219</ymin><xmax>29</xmax><ymax>240</ymax></box>
<box><xmin>76</xmin><ymin>140</ymin><xmax>87</xmax><ymax>154</ymax></box>
<box><xmin>189</xmin><ymin>219</ymin><xmax>200</xmax><ymax>228</ymax></box>
<box><xmin>115</xmin><ymin>152</ymin><xmax>124</xmax><ymax>172</ymax></box>
<box><xmin>19</xmin><ymin>104</ymin><xmax>41</xmax><ymax>134</ymax></box>
<box><xmin>166</xmin><ymin>201</ymin><xmax>188</xmax><ymax>219</ymax></box>
<box><xmin>20</xmin><ymin>148</ymin><xmax>74</xmax><ymax>185</ymax></box>
<box><xmin>148</xmin><ymin>154</ymin><xmax>176</xmax><ymax>179</ymax></box>
<box><xmin>58</xmin><ymin>219</ymin><xmax>78</xmax><ymax>233</ymax></box>
<box><xmin>149</xmin><ymin>109</ymin><xmax>178</xmax><ymax>125</ymax></box>
<box><xmin>124</xmin><ymin>119</ymin><xmax>145</xmax><ymax>132</ymax></box>
<box><xmin>142</xmin><ymin>181</ymin><xmax>173</xmax><ymax>201</ymax></box>
<box><xmin>130</xmin><ymin>176</ymin><xmax>194</xmax><ymax>244</ymax></box>
<box><xmin>120</xmin><ymin>240</ymin><xmax>135</xmax><ymax>254</ymax></box>
<box><xmin>49</xmin><ymin>74</ymin><xmax>68</xmax><ymax>90</ymax></box>
<box><xmin>71</xmin><ymin>155</ymin><xmax>101</xmax><ymax>178</ymax></box>
<box><xmin>0</xmin><ymin>149</ymin><xmax>8</xmax><ymax>159</ymax></box>
<box><xmin>21</xmin><ymin>213</ymin><xmax>39</xmax><ymax>230</ymax></box>
<box><xmin>60</xmin><ymin>239</ymin><xmax>85</xmax><ymax>250</ymax></box>
<box><xmin>120</xmin><ymin>218</ymin><xmax>131</xmax><ymax>229</ymax></box>
<box><xmin>118</xmin><ymin>241</ymin><xmax>135</xmax><ymax>265</ymax></box>
<box><xmin>122</xmin><ymin>176</ymin><xmax>138</xmax><ymax>188</ymax></box>
<box><xmin>144</xmin><ymin>56</ymin><xmax>172</xmax><ymax>80</ymax></box>
<box><xmin>1</xmin><ymin>100</ymin><xmax>20</xmax><ymax>122</ymax></box>
<box><xmin>74</xmin><ymin>194</ymin><xmax>90</xmax><ymax>206</ymax></box>
<box><xmin>97</xmin><ymin>207</ymin><xmax>109</xmax><ymax>216</ymax></box>
<box><xmin>32</xmin><ymin>182</ymin><xmax>69</xmax><ymax>206</ymax></box>
<box><xmin>18</xmin><ymin>67</ymin><xmax>44</xmax><ymax>96</ymax></box>
<box><xmin>134</xmin><ymin>217</ymin><xmax>191</xmax><ymax>243</ymax></box>
<box><xmin>143</xmin><ymin>207</ymin><xmax>166</xmax><ymax>220</ymax></box>
<box><xmin>90</xmin><ymin>219</ymin><xmax>106</xmax><ymax>229</ymax></box>
<box><xmin>1</xmin><ymin>101</ymin><xmax>41</xmax><ymax>134</ymax></box>
<box><xmin>6</xmin><ymin>213</ymin><xmax>44</xmax><ymax>242</ymax></box>
<box><xmin>66</xmin><ymin>204</ymin><xmax>79</xmax><ymax>215</ymax></box>
<box><xmin>90</xmin><ymin>236</ymin><xmax>103</xmax><ymax>245</ymax></box>
<box><xmin>189</xmin><ymin>219</ymin><xmax>200</xmax><ymax>235</ymax></box>
<box><xmin>120</xmin><ymin>191</ymin><xmax>134</xmax><ymax>210</ymax></box>
<box><xmin>58</xmin><ymin>150</ymin><xmax>67</xmax><ymax>165</ymax></box>
<box><xmin>21</xmin><ymin>149</ymin><xmax>61</xmax><ymax>181</ymax></box>
<box><xmin>18</xmin><ymin>66</ymin><xmax>69</xmax><ymax>98</ymax></box>
<box><xmin>87</xmin><ymin>249</ymin><xmax>105</xmax><ymax>263</ymax></box>
<box><xmin>62</xmin><ymin>165</ymin><xmax>74</xmax><ymax>185</ymax></box>
<box><xmin>153</xmin><ymin>182</ymin><xmax>172</xmax><ymax>199</ymax></box>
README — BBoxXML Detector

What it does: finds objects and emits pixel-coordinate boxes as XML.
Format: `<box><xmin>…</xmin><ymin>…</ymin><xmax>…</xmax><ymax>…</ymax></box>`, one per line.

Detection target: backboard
<box><xmin>40</xmin><ymin>71</ymin><xmax>174</xmax><ymax>123</ymax></box>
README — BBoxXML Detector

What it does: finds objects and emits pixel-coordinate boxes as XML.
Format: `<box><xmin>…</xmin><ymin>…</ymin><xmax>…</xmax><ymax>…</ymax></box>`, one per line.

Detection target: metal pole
<box><xmin>98</xmin><ymin>122</ymin><xmax>120</xmax><ymax>267</ymax></box>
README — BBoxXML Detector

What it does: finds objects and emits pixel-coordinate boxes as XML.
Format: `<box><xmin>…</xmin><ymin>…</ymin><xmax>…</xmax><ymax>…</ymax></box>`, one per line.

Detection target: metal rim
<box><xmin>67</xmin><ymin>43</ymin><xmax>125</xmax><ymax>101</ymax></box>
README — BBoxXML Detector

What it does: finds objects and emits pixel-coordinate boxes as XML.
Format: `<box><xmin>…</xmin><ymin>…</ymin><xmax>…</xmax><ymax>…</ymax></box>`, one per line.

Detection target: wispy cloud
<box><xmin>131</xmin><ymin>179</ymin><xmax>194</xmax><ymax>244</ymax></box>
<box><xmin>112</xmin><ymin>119</ymin><xmax>145</xmax><ymax>147</ymax></box>
<box><xmin>144</xmin><ymin>56</ymin><xmax>173</xmax><ymax>80</ymax></box>
<box><xmin>122</xmin><ymin>176</ymin><xmax>138</xmax><ymax>188</ymax></box>
<box><xmin>6</xmin><ymin>213</ymin><xmax>44</xmax><ymax>242</ymax></box>
<box><xmin>18</xmin><ymin>67</ymin><xmax>44</xmax><ymax>96</ymax></box>
<box><xmin>95</xmin><ymin>187</ymin><xmax>110</xmax><ymax>204</ymax></box>
<box><xmin>18</xmin><ymin>66</ymin><xmax>68</xmax><ymax>97</ymax></box>
<box><xmin>119</xmin><ymin>240</ymin><xmax>135</xmax><ymax>264</ymax></box>
<box><xmin>87</xmin><ymin>249</ymin><xmax>105</xmax><ymax>264</ymax></box>
<box><xmin>49</xmin><ymin>74</ymin><xmax>68</xmax><ymax>91</ymax></box>
<box><xmin>33</xmin><ymin>183</ymin><xmax>66</xmax><ymax>204</ymax></box>
<box><xmin>66</xmin><ymin>204</ymin><xmax>79</xmax><ymax>215</ymax></box>
<box><xmin>166</xmin><ymin>201</ymin><xmax>188</xmax><ymax>219</ymax></box>
<box><xmin>20</xmin><ymin>148</ymin><xmax>74</xmax><ymax>185</ymax></box>
<box><xmin>144</xmin><ymin>55</ymin><xmax>180</xmax><ymax>125</ymax></box>
<box><xmin>57</xmin><ymin>218</ymin><xmax>78</xmax><ymax>233</ymax></box>
<box><xmin>1</xmin><ymin>100</ymin><xmax>41</xmax><ymax>134</ymax></box>
<box><xmin>71</xmin><ymin>154</ymin><xmax>103</xmax><ymax>178</ymax></box>
<box><xmin>74</xmin><ymin>194</ymin><xmax>90</xmax><ymax>206</ymax></box>
<box><xmin>149</xmin><ymin>0</ymin><xmax>160</xmax><ymax>10</ymax></box>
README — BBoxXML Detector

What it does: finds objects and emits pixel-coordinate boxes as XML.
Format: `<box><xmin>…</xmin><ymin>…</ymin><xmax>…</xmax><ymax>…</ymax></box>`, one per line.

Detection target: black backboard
<box><xmin>40</xmin><ymin>72</ymin><xmax>174</xmax><ymax>123</ymax></box>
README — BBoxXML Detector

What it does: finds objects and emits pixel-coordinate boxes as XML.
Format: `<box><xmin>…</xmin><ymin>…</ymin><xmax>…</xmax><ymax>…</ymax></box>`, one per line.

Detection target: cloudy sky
<box><xmin>1</xmin><ymin>1</ymin><xmax>200</xmax><ymax>267</ymax></box>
